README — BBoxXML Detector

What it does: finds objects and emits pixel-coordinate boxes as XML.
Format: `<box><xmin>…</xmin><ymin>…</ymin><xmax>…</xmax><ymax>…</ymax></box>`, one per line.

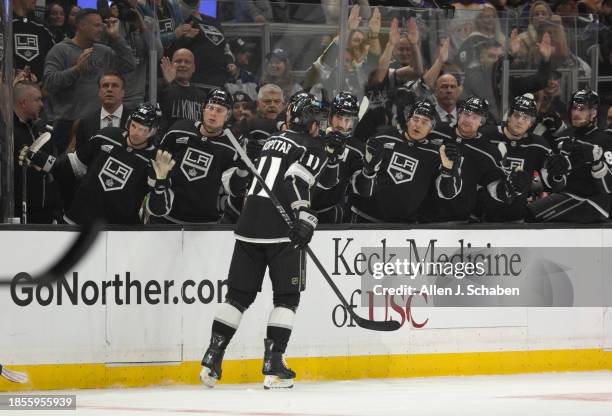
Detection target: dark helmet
<box><xmin>458</xmin><ymin>95</ymin><xmax>489</xmax><ymax>118</ymax></box>
<box><xmin>405</xmin><ymin>100</ymin><xmax>437</xmax><ymax>124</ymax></box>
<box><xmin>569</xmin><ymin>88</ymin><xmax>599</xmax><ymax>112</ymax></box>
<box><xmin>207</xmin><ymin>88</ymin><xmax>233</xmax><ymax>110</ymax></box>
<box><xmin>287</xmin><ymin>90</ymin><xmax>311</xmax><ymax>108</ymax></box>
<box><xmin>127</xmin><ymin>103</ymin><xmax>161</xmax><ymax>130</ymax></box>
<box><xmin>288</xmin><ymin>93</ymin><xmax>326</xmax><ymax>132</ymax></box>
<box><xmin>331</xmin><ymin>91</ymin><xmax>359</xmax><ymax>117</ymax></box>
<box><xmin>510</xmin><ymin>94</ymin><xmax>537</xmax><ymax>118</ymax></box>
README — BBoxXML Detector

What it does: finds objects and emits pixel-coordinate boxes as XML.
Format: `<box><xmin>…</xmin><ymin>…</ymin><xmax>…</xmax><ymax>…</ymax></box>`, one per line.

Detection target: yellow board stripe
<box><xmin>2</xmin><ymin>349</ymin><xmax>612</xmax><ymax>391</ymax></box>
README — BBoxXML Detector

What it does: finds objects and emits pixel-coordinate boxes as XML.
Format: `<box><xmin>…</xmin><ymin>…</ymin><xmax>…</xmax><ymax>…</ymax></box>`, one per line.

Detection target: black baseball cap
<box><xmin>232</xmin><ymin>92</ymin><xmax>253</xmax><ymax>103</ymax></box>
<box><xmin>230</xmin><ymin>38</ymin><xmax>256</xmax><ymax>54</ymax></box>
<box><xmin>266</xmin><ymin>48</ymin><xmax>289</xmax><ymax>61</ymax></box>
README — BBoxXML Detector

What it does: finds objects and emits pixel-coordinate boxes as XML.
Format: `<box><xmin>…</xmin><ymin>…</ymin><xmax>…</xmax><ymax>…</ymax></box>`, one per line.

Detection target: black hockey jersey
<box><xmin>159</xmin><ymin>120</ymin><xmax>246</xmax><ymax>223</ymax></box>
<box><xmin>419</xmin><ymin>126</ymin><xmax>506</xmax><ymax>222</ymax></box>
<box><xmin>235</xmin><ymin>129</ymin><xmax>329</xmax><ymax>242</ymax></box>
<box><xmin>59</xmin><ymin>127</ymin><xmax>172</xmax><ymax>224</ymax></box>
<box><xmin>167</xmin><ymin>14</ymin><xmax>232</xmax><ymax>88</ymax></box>
<box><xmin>476</xmin><ymin>125</ymin><xmax>563</xmax><ymax>221</ymax></box>
<box><xmin>555</xmin><ymin>126</ymin><xmax>612</xmax><ymax>214</ymax></box>
<box><xmin>242</xmin><ymin>115</ymin><xmax>281</xmax><ymax>161</ymax></box>
<box><xmin>351</xmin><ymin>130</ymin><xmax>461</xmax><ymax>223</ymax></box>
<box><xmin>312</xmin><ymin>135</ymin><xmax>373</xmax><ymax>223</ymax></box>
<box><xmin>13</xmin><ymin>14</ymin><xmax>56</xmax><ymax>82</ymax></box>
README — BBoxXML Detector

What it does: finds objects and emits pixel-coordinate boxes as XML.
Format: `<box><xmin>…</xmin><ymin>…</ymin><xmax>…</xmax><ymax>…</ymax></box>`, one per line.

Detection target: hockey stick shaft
<box><xmin>224</xmin><ymin>129</ymin><xmax>399</xmax><ymax>331</ymax></box>
<box><xmin>22</xmin><ymin>165</ymin><xmax>27</xmax><ymax>224</ymax></box>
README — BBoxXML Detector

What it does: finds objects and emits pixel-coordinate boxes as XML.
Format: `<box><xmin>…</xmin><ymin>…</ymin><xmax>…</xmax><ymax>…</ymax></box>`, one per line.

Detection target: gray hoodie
<box><xmin>44</xmin><ymin>36</ymin><xmax>137</xmax><ymax>120</ymax></box>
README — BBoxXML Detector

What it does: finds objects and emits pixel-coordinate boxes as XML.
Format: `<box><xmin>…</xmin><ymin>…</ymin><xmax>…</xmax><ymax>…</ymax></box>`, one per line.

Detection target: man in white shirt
<box><xmin>434</xmin><ymin>73</ymin><xmax>461</xmax><ymax>127</ymax></box>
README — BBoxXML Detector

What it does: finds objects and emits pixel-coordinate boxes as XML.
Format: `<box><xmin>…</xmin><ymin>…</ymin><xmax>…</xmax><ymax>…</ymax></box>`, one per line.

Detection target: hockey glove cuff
<box><xmin>439</xmin><ymin>143</ymin><xmax>461</xmax><ymax>176</ymax></box>
<box><xmin>26</xmin><ymin>149</ymin><xmax>56</xmax><ymax>173</ymax></box>
<box><xmin>289</xmin><ymin>208</ymin><xmax>318</xmax><ymax>249</ymax></box>
<box><xmin>363</xmin><ymin>137</ymin><xmax>384</xmax><ymax>176</ymax></box>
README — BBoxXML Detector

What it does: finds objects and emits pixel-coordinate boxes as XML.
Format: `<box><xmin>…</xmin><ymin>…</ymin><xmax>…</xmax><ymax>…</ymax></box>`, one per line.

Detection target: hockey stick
<box><xmin>224</xmin><ymin>128</ymin><xmax>400</xmax><ymax>331</ymax></box>
<box><xmin>19</xmin><ymin>132</ymin><xmax>52</xmax><ymax>225</ymax></box>
<box><xmin>0</xmin><ymin>364</ymin><xmax>28</xmax><ymax>384</ymax></box>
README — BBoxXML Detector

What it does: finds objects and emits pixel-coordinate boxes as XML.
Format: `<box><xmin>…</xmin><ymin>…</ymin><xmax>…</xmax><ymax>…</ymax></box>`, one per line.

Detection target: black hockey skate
<box><xmin>262</xmin><ymin>338</ymin><xmax>295</xmax><ymax>389</ymax></box>
<box><xmin>200</xmin><ymin>333</ymin><xmax>226</xmax><ymax>388</ymax></box>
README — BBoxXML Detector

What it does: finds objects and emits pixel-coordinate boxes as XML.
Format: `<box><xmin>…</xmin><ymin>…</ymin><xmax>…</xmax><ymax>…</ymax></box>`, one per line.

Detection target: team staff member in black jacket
<box><xmin>154</xmin><ymin>89</ymin><xmax>250</xmax><ymax>224</ymax></box>
<box><xmin>350</xmin><ymin>100</ymin><xmax>463</xmax><ymax>223</ymax></box>
<box><xmin>20</xmin><ymin>104</ymin><xmax>176</xmax><ymax>224</ymax></box>
<box><xmin>528</xmin><ymin>89</ymin><xmax>612</xmax><ymax>223</ymax></box>
<box><xmin>476</xmin><ymin>94</ymin><xmax>570</xmax><ymax>222</ymax></box>
<box><xmin>13</xmin><ymin>82</ymin><xmax>61</xmax><ymax>223</ymax></box>
<box><xmin>200</xmin><ymin>94</ymin><xmax>329</xmax><ymax>390</ymax></box>
<box><xmin>420</xmin><ymin>96</ymin><xmax>528</xmax><ymax>223</ymax></box>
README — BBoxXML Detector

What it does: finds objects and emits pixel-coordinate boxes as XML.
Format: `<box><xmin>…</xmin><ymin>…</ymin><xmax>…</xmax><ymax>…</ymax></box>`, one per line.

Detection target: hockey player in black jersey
<box><xmin>527</xmin><ymin>89</ymin><xmax>612</xmax><ymax>223</ymax></box>
<box><xmin>419</xmin><ymin>96</ymin><xmax>526</xmax><ymax>223</ymax></box>
<box><xmin>311</xmin><ymin>91</ymin><xmax>375</xmax><ymax>223</ymax></box>
<box><xmin>476</xmin><ymin>94</ymin><xmax>569</xmax><ymax>222</ymax></box>
<box><xmin>152</xmin><ymin>89</ymin><xmax>249</xmax><ymax>224</ymax></box>
<box><xmin>199</xmin><ymin>93</ymin><xmax>328</xmax><ymax>390</ymax></box>
<box><xmin>19</xmin><ymin>104</ymin><xmax>176</xmax><ymax>224</ymax></box>
<box><xmin>350</xmin><ymin>100</ymin><xmax>462</xmax><ymax>223</ymax></box>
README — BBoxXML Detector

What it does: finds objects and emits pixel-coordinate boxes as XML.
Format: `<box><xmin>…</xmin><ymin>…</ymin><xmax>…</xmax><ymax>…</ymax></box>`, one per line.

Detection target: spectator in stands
<box><xmin>13</xmin><ymin>0</ymin><xmax>56</xmax><ymax>84</ymax></box>
<box><xmin>606</xmin><ymin>106</ymin><xmax>612</xmax><ymax>128</ymax></box>
<box><xmin>65</xmin><ymin>4</ymin><xmax>80</xmax><ymax>38</ymax></box>
<box><xmin>109</xmin><ymin>2</ymin><xmax>120</xmax><ymax>18</ymax></box>
<box><xmin>495</xmin><ymin>0</ymin><xmax>532</xmax><ymax>31</ymax></box>
<box><xmin>45</xmin><ymin>2</ymin><xmax>68</xmax><ymax>43</ymax></box>
<box><xmin>463</xmin><ymin>32</ymin><xmax>554</xmax><ymax>120</ymax></box>
<box><xmin>224</xmin><ymin>38</ymin><xmax>259</xmax><ymax>99</ymax></box>
<box><xmin>261</xmin><ymin>48</ymin><xmax>302</xmax><ymax>101</ymax></box>
<box><xmin>578</xmin><ymin>0</ymin><xmax>603</xmax><ymax>13</ymax></box>
<box><xmin>390</xmin><ymin>19</ymin><xmax>424</xmax><ymax>79</ymax></box>
<box><xmin>158</xmin><ymin>48</ymin><xmax>208</xmax><ymax>134</ymax></box>
<box><xmin>456</xmin><ymin>3</ymin><xmax>506</xmax><ymax>70</ymax></box>
<box><xmin>168</xmin><ymin>0</ymin><xmax>233</xmax><ymax>92</ymax></box>
<box><xmin>98</xmin><ymin>0</ymin><xmax>163</xmax><ymax>108</ymax></box>
<box><xmin>74</xmin><ymin>71</ymin><xmax>131</xmax><ymax>157</ymax></box>
<box><xmin>44</xmin><ymin>8</ymin><xmax>137</xmax><ymax>153</ymax></box>
<box><xmin>532</xmin><ymin>70</ymin><xmax>567</xmax><ymax>143</ymax></box>
<box><xmin>154</xmin><ymin>0</ymin><xmax>194</xmax><ymax>50</ymax></box>
<box><xmin>515</xmin><ymin>1</ymin><xmax>570</xmax><ymax>69</ymax></box>
<box><xmin>13</xmin><ymin>82</ymin><xmax>61</xmax><ymax>223</ymax></box>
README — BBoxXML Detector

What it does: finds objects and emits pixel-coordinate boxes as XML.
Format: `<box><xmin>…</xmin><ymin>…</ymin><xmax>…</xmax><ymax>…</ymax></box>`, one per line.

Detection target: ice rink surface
<box><xmin>13</xmin><ymin>371</ymin><xmax>612</xmax><ymax>416</ymax></box>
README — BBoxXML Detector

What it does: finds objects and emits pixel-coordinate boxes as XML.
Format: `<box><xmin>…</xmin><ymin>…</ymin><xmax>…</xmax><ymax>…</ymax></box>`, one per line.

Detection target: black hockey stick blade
<box><xmin>305</xmin><ymin>246</ymin><xmax>401</xmax><ymax>332</ymax></box>
<box><xmin>224</xmin><ymin>128</ymin><xmax>400</xmax><ymax>332</ymax></box>
<box><xmin>0</xmin><ymin>219</ymin><xmax>103</xmax><ymax>286</ymax></box>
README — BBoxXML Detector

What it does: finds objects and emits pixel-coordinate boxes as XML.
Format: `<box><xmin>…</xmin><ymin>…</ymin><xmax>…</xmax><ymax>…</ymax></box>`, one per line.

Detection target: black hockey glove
<box><xmin>558</xmin><ymin>139</ymin><xmax>603</xmax><ymax>167</ymax></box>
<box><xmin>505</xmin><ymin>169</ymin><xmax>531</xmax><ymax>198</ymax></box>
<box><xmin>24</xmin><ymin>148</ymin><xmax>56</xmax><ymax>173</ymax></box>
<box><xmin>363</xmin><ymin>137</ymin><xmax>384</xmax><ymax>176</ymax></box>
<box><xmin>439</xmin><ymin>143</ymin><xmax>462</xmax><ymax>176</ymax></box>
<box><xmin>541</xmin><ymin>112</ymin><xmax>562</xmax><ymax>133</ymax></box>
<box><xmin>324</xmin><ymin>131</ymin><xmax>346</xmax><ymax>164</ymax></box>
<box><xmin>544</xmin><ymin>154</ymin><xmax>571</xmax><ymax>177</ymax></box>
<box><xmin>246</xmin><ymin>137</ymin><xmax>265</xmax><ymax>161</ymax></box>
<box><xmin>289</xmin><ymin>207</ymin><xmax>318</xmax><ymax>250</ymax></box>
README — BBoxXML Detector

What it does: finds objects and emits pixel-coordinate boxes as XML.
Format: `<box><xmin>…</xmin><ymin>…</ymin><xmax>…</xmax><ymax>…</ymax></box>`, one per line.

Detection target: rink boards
<box><xmin>1</xmin><ymin>225</ymin><xmax>612</xmax><ymax>391</ymax></box>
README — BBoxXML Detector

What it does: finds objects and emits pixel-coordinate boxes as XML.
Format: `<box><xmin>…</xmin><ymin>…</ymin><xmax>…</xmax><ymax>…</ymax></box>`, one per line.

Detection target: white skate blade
<box><xmin>199</xmin><ymin>367</ymin><xmax>217</xmax><ymax>388</ymax></box>
<box><xmin>263</xmin><ymin>375</ymin><xmax>294</xmax><ymax>389</ymax></box>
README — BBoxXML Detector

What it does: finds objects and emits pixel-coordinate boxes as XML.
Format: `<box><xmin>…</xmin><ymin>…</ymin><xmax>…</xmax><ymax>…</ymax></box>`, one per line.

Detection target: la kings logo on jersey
<box><xmin>14</xmin><ymin>33</ymin><xmax>39</xmax><ymax>61</ymax></box>
<box><xmin>158</xmin><ymin>18</ymin><xmax>174</xmax><ymax>34</ymax></box>
<box><xmin>387</xmin><ymin>152</ymin><xmax>419</xmax><ymax>184</ymax></box>
<box><xmin>181</xmin><ymin>147</ymin><xmax>214</xmax><ymax>181</ymax></box>
<box><xmin>98</xmin><ymin>157</ymin><xmax>133</xmax><ymax>191</ymax></box>
<box><xmin>503</xmin><ymin>157</ymin><xmax>524</xmax><ymax>175</ymax></box>
<box><xmin>198</xmin><ymin>24</ymin><xmax>224</xmax><ymax>46</ymax></box>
